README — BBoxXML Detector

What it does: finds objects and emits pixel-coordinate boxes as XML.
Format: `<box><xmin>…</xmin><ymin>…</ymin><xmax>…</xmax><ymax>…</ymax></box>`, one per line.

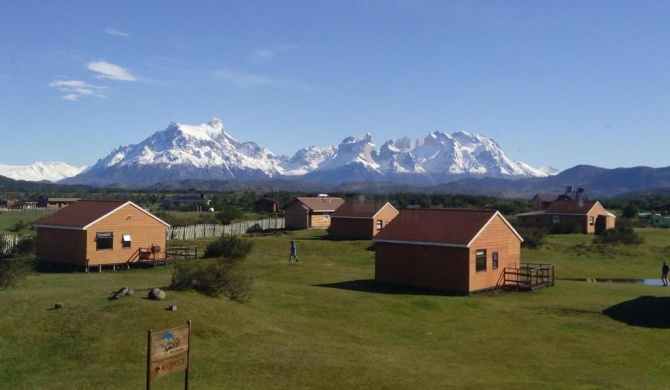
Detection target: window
<box><xmin>96</xmin><ymin>232</ymin><xmax>113</xmax><ymax>250</ymax></box>
<box><xmin>589</xmin><ymin>216</ymin><xmax>595</xmax><ymax>225</ymax></box>
<box><xmin>476</xmin><ymin>249</ymin><xmax>486</xmax><ymax>272</ymax></box>
<box><xmin>492</xmin><ymin>252</ymin><xmax>499</xmax><ymax>270</ymax></box>
<box><xmin>376</xmin><ymin>220</ymin><xmax>382</xmax><ymax>230</ymax></box>
<box><xmin>122</xmin><ymin>234</ymin><xmax>132</xmax><ymax>249</ymax></box>
<box><xmin>322</xmin><ymin>214</ymin><xmax>330</xmax><ymax>220</ymax></box>
<box><xmin>551</xmin><ymin>215</ymin><xmax>560</xmax><ymax>224</ymax></box>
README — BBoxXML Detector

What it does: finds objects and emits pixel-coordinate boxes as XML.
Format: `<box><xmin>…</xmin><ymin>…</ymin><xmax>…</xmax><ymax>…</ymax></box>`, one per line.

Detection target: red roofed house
<box><xmin>34</xmin><ymin>200</ymin><xmax>170</xmax><ymax>271</ymax></box>
<box><xmin>284</xmin><ymin>195</ymin><xmax>346</xmax><ymax>230</ymax></box>
<box><xmin>516</xmin><ymin>199</ymin><xmax>615</xmax><ymax>234</ymax></box>
<box><xmin>373</xmin><ymin>208</ymin><xmax>524</xmax><ymax>294</ymax></box>
<box><xmin>329</xmin><ymin>201</ymin><xmax>399</xmax><ymax>239</ymax></box>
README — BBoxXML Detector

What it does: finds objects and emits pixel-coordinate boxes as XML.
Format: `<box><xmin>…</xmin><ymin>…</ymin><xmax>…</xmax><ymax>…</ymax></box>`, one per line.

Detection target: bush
<box><xmin>170</xmin><ymin>259</ymin><xmax>252</xmax><ymax>302</ymax></box>
<box><xmin>215</xmin><ymin>208</ymin><xmax>243</xmax><ymax>225</ymax></box>
<box><xmin>12</xmin><ymin>236</ymin><xmax>37</xmax><ymax>256</ymax></box>
<box><xmin>518</xmin><ymin>228</ymin><xmax>548</xmax><ymax>249</ymax></box>
<box><xmin>0</xmin><ymin>257</ymin><xmax>35</xmax><ymax>287</ymax></box>
<box><xmin>9</xmin><ymin>220</ymin><xmax>28</xmax><ymax>232</ymax></box>
<box><xmin>203</xmin><ymin>235</ymin><xmax>253</xmax><ymax>260</ymax></box>
<box><xmin>593</xmin><ymin>226</ymin><xmax>644</xmax><ymax>245</ymax></box>
<box><xmin>549</xmin><ymin>220</ymin><xmax>584</xmax><ymax>235</ymax></box>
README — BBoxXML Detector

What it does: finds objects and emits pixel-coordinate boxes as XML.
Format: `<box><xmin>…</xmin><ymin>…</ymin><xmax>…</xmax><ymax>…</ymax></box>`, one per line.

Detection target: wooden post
<box><xmin>146</xmin><ymin>328</ymin><xmax>152</xmax><ymax>390</ymax></box>
<box><xmin>185</xmin><ymin>320</ymin><xmax>191</xmax><ymax>390</ymax></box>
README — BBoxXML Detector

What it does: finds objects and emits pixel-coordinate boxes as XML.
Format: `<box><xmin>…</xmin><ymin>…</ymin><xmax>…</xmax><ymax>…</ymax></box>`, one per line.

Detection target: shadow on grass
<box><xmin>314</xmin><ymin>279</ymin><xmax>466</xmax><ymax>297</ymax></box>
<box><xmin>603</xmin><ymin>296</ymin><xmax>670</xmax><ymax>328</ymax></box>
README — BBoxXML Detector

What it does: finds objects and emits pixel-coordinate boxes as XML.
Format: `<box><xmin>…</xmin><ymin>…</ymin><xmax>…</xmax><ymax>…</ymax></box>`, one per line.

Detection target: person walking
<box><xmin>662</xmin><ymin>261</ymin><xmax>669</xmax><ymax>286</ymax></box>
<box><xmin>289</xmin><ymin>241</ymin><xmax>300</xmax><ymax>262</ymax></box>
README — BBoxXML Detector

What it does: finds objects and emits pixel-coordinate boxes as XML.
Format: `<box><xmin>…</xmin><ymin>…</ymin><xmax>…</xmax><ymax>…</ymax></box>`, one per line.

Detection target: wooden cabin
<box><xmin>34</xmin><ymin>200</ymin><xmax>170</xmax><ymax>271</ymax></box>
<box><xmin>517</xmin><ymin>199</ymin><xmax>616</xmax><ymax>234</ymax></box>
<box><xmin>284</xmin><ymin>195</ymin><xmax>345</xmax><ymax>230</ymax></box>
<box><xmin>373</xmin><ymin>208</ymin><xmax>523</xmax><ymax>294</ymax></box>
<box><xmin>254</xmin><ymin>198</ymin><xmax>280</xmax><ymax>213</ymax></box>
<box><xmin>329</xmin><ymin>201</ymin><xmax>399</xmax><ymax>239</ymax></box>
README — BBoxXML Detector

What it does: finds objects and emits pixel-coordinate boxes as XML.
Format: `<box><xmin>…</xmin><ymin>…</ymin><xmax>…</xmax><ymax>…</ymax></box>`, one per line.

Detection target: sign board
<box><xmin>147</xmin><ymin>321</ymin><xmax>191</xmax><ymax>389</ymax></box>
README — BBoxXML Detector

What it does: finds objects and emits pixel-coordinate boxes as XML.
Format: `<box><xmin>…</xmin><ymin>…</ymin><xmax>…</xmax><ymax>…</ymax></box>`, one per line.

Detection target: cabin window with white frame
<box><xmin>589</xmin><ymin>216</ymin><xmax>595</xmax><ymax>225</ymax></box>
<box><xmin>492</xmin><ymin>252</ymin><xmax>499</xmax><ymax>270</ymax></box>
<box><xmin>476</xmin><ymin>249</ymin><xmax>487</xmax><ymax>272</ymax></box>
<box><xmin>96</xmin><ymin>232</ymin><xmax>114</xmax><ymax>250</ymax></box>
<box><xmin>376</xmin><ymin>220</ymin><xmax>382</xmax><ymax>230</ymax></box>
<box><xmin>122</xmin><ymin>234</ymin><xmax>132</xmax><ymax>249</ymax></box>
<box><xmin>551</xmin><ymin>215</ymin><xmax>560</xmax><ymax>224</ymax></box>
<box><xmin>322</xmin><ymin>214</ymin><xmax>329</xmax><ymax>220</ymax></box>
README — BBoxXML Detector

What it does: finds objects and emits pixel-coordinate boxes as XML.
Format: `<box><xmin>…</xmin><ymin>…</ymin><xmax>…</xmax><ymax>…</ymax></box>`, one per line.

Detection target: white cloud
<box><xmin>48</xmin><ymin>79</ymin><xmax>108</xmax><ymax>101</ymax></box>
<box><xmin>87</xmin><ymin>61</ymin><xmax>136</xmax><ymax>81</ymax></box>
<box><xmin>248</xmin><ymin>44</ymin><xmax>298</xmax><ymax>64</ymax></box>
<box><xmin>105</xmin><ymin>27</ymin><xmax>129</xmax><ymax>37</ymax></box>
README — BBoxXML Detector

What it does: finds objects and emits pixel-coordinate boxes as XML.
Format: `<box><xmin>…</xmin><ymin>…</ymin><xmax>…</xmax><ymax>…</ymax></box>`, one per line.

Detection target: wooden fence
<box><xmin>0</xmin><ymin>234</ymin><xmax>34</xmax><ymax>254</ymax></box>
<box><xmin>0</xmin><ymin>218</ymin><xmax>285</xmax><ymax>251</ymax></box>
<box><xmin>166</xmin><ymin>218</ymin><xmax>285</xmax><ymax>240</ymax></box>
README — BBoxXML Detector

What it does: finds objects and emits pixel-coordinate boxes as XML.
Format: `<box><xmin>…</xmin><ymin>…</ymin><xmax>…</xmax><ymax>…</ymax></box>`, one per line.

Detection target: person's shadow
<box><xmin>603</xmin><ymin>296</ymin><xmax>670</xmax><ymax>328</ymax></box>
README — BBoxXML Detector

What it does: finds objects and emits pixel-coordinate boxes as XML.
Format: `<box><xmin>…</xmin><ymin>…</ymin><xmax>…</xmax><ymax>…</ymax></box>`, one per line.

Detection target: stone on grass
<box><xmin>149</xmin><ymin>288</ymin><xmax>166</xmax><ymax>300</ymax></box>
<box><xmin>126</xmin><ymin>288</ymin><xmax>135</xmax><ymax>297</ymax></box>
<box><xmin>54</xmin><ymin>302</ymin><xmax>65</xmax><ymax>309</ymax></box>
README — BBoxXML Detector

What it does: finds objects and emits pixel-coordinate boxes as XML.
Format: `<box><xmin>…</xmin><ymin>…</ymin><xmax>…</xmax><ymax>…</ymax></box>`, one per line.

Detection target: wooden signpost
<box><xmin>147</xmin><ymin>320</ymin><xmax>191</xmax><ymax>389</ymax></box>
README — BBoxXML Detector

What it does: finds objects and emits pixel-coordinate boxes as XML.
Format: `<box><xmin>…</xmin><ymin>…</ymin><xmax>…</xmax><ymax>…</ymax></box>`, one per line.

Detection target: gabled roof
<box><xmin>331</xmin><ymin>201</ymin><xmax>398</xmax><ymax>219</ymax></box>
<box><xmin>544</xmin><ymin>199</ymin><xmax>599</xmax><ymax>215</ymax></box>
<box><xmin>288</xmin><ymin>197</ymin><xmax>345</xmax><ymax>212</ymax></box>
<box><xmin>34</xmin><ymin>200</ymin><xmax>170</xmax><ymax>230</ymax></box>
<box><xmin>532</xmin><ymin>194</ymin><xmax>558</xmax><ymax>202</ymax></box>
<box><xmin>373</xmin><ymin>208</ymin><xmax>523</xmax><ymax>248</ymax></box>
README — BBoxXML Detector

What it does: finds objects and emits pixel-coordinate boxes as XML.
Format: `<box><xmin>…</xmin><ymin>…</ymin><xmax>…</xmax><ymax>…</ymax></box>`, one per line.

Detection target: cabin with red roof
<box><xmin>34</xmin><ymin>200</ymin><xmax>170</xmax><ymax>271</ymax></box>
<box><xmin>284</xmin><ymin>195</ymin><xmax>346</xmax><ymax>230</ymax></box>
<box><xmin>373</xmin><ymin>208</ymin><xmax>524</xmax><ymax>294</ymax></box>
<box><xmin>517</xmin><ymin>199</ymin><xmax>616</xmax><ymax>234</ymax></box>
<box><xmin>329</xmin><ymin>201</ymin><xmax>399</xmax><ymax>239</ymax></box>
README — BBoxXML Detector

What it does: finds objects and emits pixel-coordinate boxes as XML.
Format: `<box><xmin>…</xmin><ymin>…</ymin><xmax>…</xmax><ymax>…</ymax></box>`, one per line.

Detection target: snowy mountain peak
<box><xmin>60</xmin><ymin>119</ymin><xmax>548</xmax><ymax>187</ymax></box>
<box><xmin>0</xmin><ymin>161</ymin><xmax>87</xmax><ymax>182</ymax></box>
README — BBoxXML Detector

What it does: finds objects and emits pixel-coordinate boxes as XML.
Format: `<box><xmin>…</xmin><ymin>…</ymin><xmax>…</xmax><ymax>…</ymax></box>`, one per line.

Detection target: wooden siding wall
<box><xmin>85</xmin><ymin>204</ymin><xmax>167</xmax><ymax>266</ymax></box>
<box><xmin>37</xmin><ymin>228</ymin><xmax>87</xmax><ymax>264</ymax></box>
<box><xmin>330</xmin><ymin>205</ymin><xmax>399</xmax><ymax>239</ymax></box>
<box><xmin>468</xmin><ymin>216</ymin><xmax>521</xmax><ymax>292</ymax></box>
<box><xmin>284</xmin><ymin>204</ymin><xmax>309</xmax><ymax>230</ymax></box>
<box><xmin>375</xmin><ymin>206</ymin><xmax>400</xmax><ymax>235</ymax></box>
<box><xmin>309</xmin><ymin>212</ymin><xmax>332</xmax><ymax>229</ymax></box>
<box><xmin>375</xmin><ymin>243</ymin><xmax>470</xmax><ymax>293</ymax></box>
<box><xmin>329</xmin><ymin>218</ymin><xmax>372</xmax><ymax>239</ymax></box>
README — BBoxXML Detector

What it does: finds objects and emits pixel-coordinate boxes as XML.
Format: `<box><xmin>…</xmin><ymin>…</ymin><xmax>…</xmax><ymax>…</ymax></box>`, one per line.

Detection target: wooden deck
<box><xmin>502</xmin><ymin>263</ymin><xmax>555</xmax><ymax>291</ymax></box>
<box><xmin>84</xmin><ymin>245</ymin><xmax>198</xmax><ymax>272</ymax></box>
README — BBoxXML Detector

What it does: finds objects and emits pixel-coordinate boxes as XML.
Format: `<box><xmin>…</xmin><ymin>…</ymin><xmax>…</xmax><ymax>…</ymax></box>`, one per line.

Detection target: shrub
<box><xmin>549</xmin><ymin>220</ymin><xmax>584</xmax><ymax>235</ymax></box>
<box><xmin>12</xmin><ymin>236</ymin><xmax>37</xmax><ymax>256</ymax></box>
<box><xmin>9</xmin><ymin>220</ymin><xmax>28</xmax><ymax>233</ymax></box>
<box><xmin>215</xmin><ymin>208</ymin><xmax>243</xmax><ymax>225</ymax></box>
<box><xmin>0</xmin><ymin>257</ymin><xmax>35</xmax><ymax>287</ymax></box>
<box><xmin>203</xmin><ymin>235</ymin><xmax>253</xmax><ymax>260</ymax></box>
<box><xmin>593</xmin><ymin>226</ymin><xmax>644</xmax><ymax>245</ymax></box>
<box><xmin>170</xmin><ymin>259</ymin><xmax>252</xmax><ymax>302</ymax></box>
<box><xmin>519</xmin><ymin>228</ymin><xmax>548</xmax><ymax>249</ymax></box>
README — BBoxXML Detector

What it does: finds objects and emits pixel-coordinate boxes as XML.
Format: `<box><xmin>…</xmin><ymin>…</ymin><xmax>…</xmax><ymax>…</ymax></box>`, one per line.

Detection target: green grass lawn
<box><xmin>0</xmin><ymin>209</ymin><xmax>54</xmax><ymax>234</ymax></box>
<box><xmin>2</xmin><ymin>229</ymin><xmax>670</xmax><ymax>389</ymax></box>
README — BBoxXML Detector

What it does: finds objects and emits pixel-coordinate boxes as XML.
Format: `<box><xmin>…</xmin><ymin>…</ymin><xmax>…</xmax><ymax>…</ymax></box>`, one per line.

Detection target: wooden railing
<box><xmin>502</xmin><ymin>263</ymin><xmax>555</xmax><ymax>290</ymax></box>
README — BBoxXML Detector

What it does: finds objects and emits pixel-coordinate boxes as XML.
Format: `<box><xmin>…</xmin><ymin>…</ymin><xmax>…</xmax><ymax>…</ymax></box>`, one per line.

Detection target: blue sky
<box><xmin>1</xmin><ymin>0</ymin><xmax>669</xmax><ymax>170</ymax></box>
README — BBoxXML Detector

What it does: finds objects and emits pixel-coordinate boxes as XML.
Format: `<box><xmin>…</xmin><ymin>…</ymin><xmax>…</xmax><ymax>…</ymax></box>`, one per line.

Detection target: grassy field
<box><xmin>1</xmin><ymin>229</ymin><xmax>670</xmax><ymax>389</ymax></box>
<box><xmin>0</xmin><ymin>209</ymin><xmax>54</xmax><ymax>234</ymax></box>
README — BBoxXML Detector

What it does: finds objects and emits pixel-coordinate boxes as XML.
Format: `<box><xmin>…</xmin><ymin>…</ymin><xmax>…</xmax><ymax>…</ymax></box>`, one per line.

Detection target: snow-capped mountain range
<box><xmin>14</xmin><ymin>118</ymin><xmax>556</xmax><ymax>186</ymax></box>
<box><xmin>0</xmin><ymin>161</ymin><xmax>87</xmax><ymax>182</ymax></box>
